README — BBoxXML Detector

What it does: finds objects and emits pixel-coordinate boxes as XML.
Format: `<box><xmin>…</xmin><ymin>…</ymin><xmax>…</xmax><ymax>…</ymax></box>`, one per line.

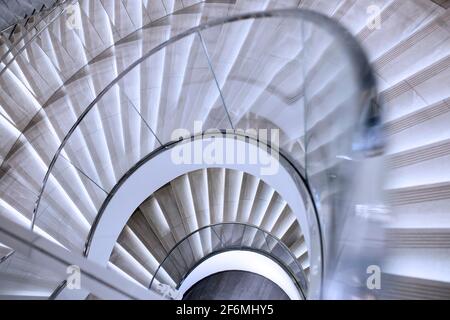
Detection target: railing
<box><xmin>0</xmin><ymin>245</ymin><xmax>14</xmax><ymax>265</ymax></box>
<box><xmin>0</xmin><ymin>0</ymin><xmax>77</xmax><ymax>76</ymax></box>
<box><xmin>5</xmin><ymin>8</ymin><xmax>382</xmax><ymax>299</ymax></box>
<box><xmin>149</xmin><ymin>223</ymin><xmax>308</xmax><ymax>300</ymax></box>
<box><xmin>0</xmin><ymin>3</ymin><xmax>49</xmax><ymax>34</ymax></box>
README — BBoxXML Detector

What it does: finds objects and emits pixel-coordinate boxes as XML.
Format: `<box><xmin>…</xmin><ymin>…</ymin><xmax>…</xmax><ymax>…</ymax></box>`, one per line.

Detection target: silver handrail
<box><xmin>31</xmin><ymin>8</ymin><xmax>377</xmax><ymax>230</ymax></box>
<box><xmin>149</xmin><ymin>222</ymin><xmax>308</xmax><ymax>300</ymax></box>
<box><xmin>24</xmin><ymin>8</ymin><xmax>380</xmax><ymax>299</ymax></box>
<box><xmin>47</xmin><ymin>132</ymin><xmax>323</xmax><ymax>300</ymax></box>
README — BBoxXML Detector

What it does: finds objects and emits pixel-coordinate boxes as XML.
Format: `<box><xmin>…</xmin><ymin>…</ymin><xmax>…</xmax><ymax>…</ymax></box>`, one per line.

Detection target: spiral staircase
<box><xmin>109</xmin><ymin>169</ymin><xmax>309</xmax><ymax>295</ymax></box>
<box><xmin>0</xmin><ymin>0</ymin><xmax>450</xmax><ymax>300</ymax></box>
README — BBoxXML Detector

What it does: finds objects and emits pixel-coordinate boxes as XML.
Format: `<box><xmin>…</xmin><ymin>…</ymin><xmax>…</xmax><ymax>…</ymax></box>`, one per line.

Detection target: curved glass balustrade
<box><xmin>0</xmin><ymin>0</ymin><xmax>207</xmax><ymax>225</ymax></box>
<box><xmin>2</xmin><ymin>8</ymin><xmax>383</xmax><ymax>299</ymax></box>
<box><xmin>149</xmin><ymin>223</ymin><xmax>308</xmax><ymax>300</ymax></box>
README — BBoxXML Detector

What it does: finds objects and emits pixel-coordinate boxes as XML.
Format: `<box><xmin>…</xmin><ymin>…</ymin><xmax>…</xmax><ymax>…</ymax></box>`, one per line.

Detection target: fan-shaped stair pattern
<box><xmin>108</xmin><ymin>168</ymin><xmax>309</xmax><ymax>296</ymax></box>
<box><xmin>0</xmin><ymin>0</ymin><xmax>449</xmax><ymax>299</ymax></box>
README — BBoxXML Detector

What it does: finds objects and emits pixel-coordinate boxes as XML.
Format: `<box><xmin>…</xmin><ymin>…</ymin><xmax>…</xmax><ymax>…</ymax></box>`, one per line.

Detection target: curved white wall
<box><xmin>177</xmin><ymin>251</ymin><xmax>302</xmax><ymax>300</ymax></box>
<box><xmin>87</xmin><ymin>136</ymin><xmax>312</xmax><ymax>265</ymax></box>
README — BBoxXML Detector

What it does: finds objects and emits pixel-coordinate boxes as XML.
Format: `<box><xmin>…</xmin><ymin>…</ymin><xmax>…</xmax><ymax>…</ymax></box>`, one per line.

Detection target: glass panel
<box><xmin>137</xmin><ymin>33</ymin><xmax>234</xmax><ymax>146</ymax></box>
<box><xmin>175</xmin><ymin>237</ymin><xmax>196</xmax><ymax>272</ymax></box>
<box><xmin>265</xmin><ymin>233</ymin><xmax>307</xmax><ymax>295</ymax></box>
<box><xmin>59</xmin><ymin>85</ymin><xmax>160</xmax><ymax>192</ymax></box>
<box><xmin>243</xmin><ymin>226</ymin><xmax>262</xmax><ymax>250</ymax></box>
<box><xmin>302</xmin><ymin>16</ymin><xmax>384</xmax><ymax>299</ymax></box>
<box><xmin>34</xmin><ymin>154</ymin><xmax>107</xmax><ymax>252</ymax></box>
<box><xmin>156</xmin><ymin>255</ymin><xmax>183</xmax><ymax>287</ymax></box>
<box><xmin>6</xmin><ymin>10</ymin><xmax>382</xmax><ymax>300</ymax></box>
<box><xmin>288</xmin><ymin>258</ymin><xmax>304</xmax><ymax>284</ymax></box>
<box><xmin>298</xmin><ymin>180</ymin><xmax>322</xmax><ymax>299</ymax></box>
<box><xmin>252</xmin><ymin>228</ymin><xmax>270</xmax><ymax>252</ymax></box>
<box><xmin>186</xmin><ymin>229</ymin><xmax>203</xmax><ymax>262</ymax></box>
<box><xmin>0</xmin><ymin>164</ymin><xmax>38</xmax><ymax>224</ymax></box>
<box><xmin>0</xmin><ymin>251</ymin><xmax>62</xmax><ymax>298</ymax></box>
<box><xmin>200</xmin><ymin>17</ymin><xmax>306</xmax><ymax>170</ymax></box>
<box><xmin>241</xmin><ymin>224</ymin><xmax>257</xmax><ymax>248</ymax></box>
<box><xmin>151</xmin><ymin>223</ymin><xmax>308</xmax><ymax>299</ymax></box>
<box><xmin>166</xmin><ymin>246</ymin><xmax>189</xmax><ymax>281</ymax></box>
<box><xmin>271</xmin><ymin>241</ymin><xmax>295</xmax><ymax>270</ymax></box>
<box><xmin>197</xmin><ymin>227</ymin><xmax>213</xmax><ymax>258</ymax></box>
<box><xmin>210</xmin><ymin>224</ymin><xmax>225</xmax><ymax>251</ymax></box>
<box><xmin>227</xmin><ymin>223</ymin><xmax>246</xmax><ymax>248</ymax></box>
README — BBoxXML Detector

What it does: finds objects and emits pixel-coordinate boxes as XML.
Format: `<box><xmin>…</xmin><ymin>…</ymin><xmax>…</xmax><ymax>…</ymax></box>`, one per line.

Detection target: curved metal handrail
<box><xmin>31</xmin><ymin>7</ymin><xmax>377</xmax><ymax>230</ymax></box>
<box><xmin>47</xmin><ymin>132</ymin><xmax>323</xmax><ymax>300</ymax></box>
<box><xmin>82</xmin><ymin>131</ymin><xmax>317</xmax><ymax>253</ymax></box>
<box><xmin>31</xmin><ymin>8</ymin><xmax>380</xmax><ymax>300</ymax></box>
<box><xmin>0</xmin><ymin>0</ymin><xmax>205</xmax><ymax>171</ymax></box>
<box><xmin>149</xmin><ymin>222</ymin><xmax>308</xmax><ymax>300</ymax></box>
